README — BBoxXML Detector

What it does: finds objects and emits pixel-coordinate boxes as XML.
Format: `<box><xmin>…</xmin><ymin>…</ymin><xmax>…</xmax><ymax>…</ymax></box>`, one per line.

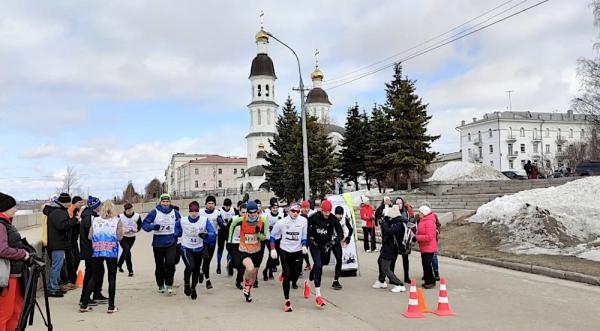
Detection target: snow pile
<box><xmin>470</xmin><ymin>177</ymin><xmax>600</xmax><ymax>261</ymax></box>
<box><xmin>426</xmin><ymin>161</ymin><xmax>509</xmax><ymax>182</ymax></box>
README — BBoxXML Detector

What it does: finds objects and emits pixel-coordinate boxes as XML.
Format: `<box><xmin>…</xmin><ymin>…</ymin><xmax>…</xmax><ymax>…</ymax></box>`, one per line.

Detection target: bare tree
<box><xmin>122</xmin><ymin>180</ymin><xmax>141</xmax><ymax>203</ymax></box>
<box><xmin>556</xmin><ymin>130</ymin><xmax>600</xmax><ymax>168</ymax></box>
<box><xmin>58</xmin><ymin>166</ymin><xmax>81</xmax><ymax>195</ymax></box>
<box><xmin>145</xmin><ymin>178</ymin><xmax>163</xmax><ymax>201</ymax></box>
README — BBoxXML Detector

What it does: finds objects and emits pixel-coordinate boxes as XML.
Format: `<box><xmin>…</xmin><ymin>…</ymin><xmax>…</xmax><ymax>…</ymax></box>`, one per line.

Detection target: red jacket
<box><xmin>416</xmin><ymin>212</ymin><xmax>437</xmax><ymax>253</ymax></box>
<box><xmin>359</xmin><ymin>204</ymin><xmax>375</xmax><ymax>228</ymax></box>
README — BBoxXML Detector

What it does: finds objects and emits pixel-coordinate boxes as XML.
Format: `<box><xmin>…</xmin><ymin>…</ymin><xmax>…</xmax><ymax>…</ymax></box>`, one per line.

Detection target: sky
<box><xmin>0</xmin><ymin>0</ymin><xmax>597</xmax><ymax>201</ymax></box>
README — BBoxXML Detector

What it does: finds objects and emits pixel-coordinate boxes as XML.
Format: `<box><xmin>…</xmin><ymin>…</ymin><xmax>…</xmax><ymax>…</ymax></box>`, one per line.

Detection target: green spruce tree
<box><xmin>365</xmin><ymin>104</ymin><xmax>389</xmax><ymax>193</ymax></box>
<box><xmin>339</xmin><ymin>103</ymin><xmax>367</xmax><ymax>191</ymax></box>
<box><xmin>306</xmin><ymin>114</ymin><xmax>337</xmax><ymax>197</ymax></box>
<box><xmin>382</xmin><ymin>63</ymin><xmax>439</xmax><ymax>190</ymax></box>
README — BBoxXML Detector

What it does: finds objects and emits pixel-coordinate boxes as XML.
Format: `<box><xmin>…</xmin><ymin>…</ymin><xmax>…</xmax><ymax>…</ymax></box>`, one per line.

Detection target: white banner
<box><xmin>326</xmin><ymin>194</ymin><xmax>359</xmax><ymax>274</ymax></box>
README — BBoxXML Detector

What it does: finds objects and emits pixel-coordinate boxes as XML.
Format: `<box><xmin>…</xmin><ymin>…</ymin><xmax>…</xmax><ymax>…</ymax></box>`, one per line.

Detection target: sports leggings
<box><xmin>81</xmin><ymin>257</ymin><xmax>117</xmax><ymax>307</ymax></box>
<box><xmin>182</xmin><ymin>248</ymin><xmax>204</xmax><ymax>289</ymax></box>
<box><xmin>217</xmin><ymin>226</ymin><xmax>229</xmax><ymax>265</ymax></box>
<box><xmin>117</xmin><ymin>236</ymin><xmax>136</xmax><ymax>272</ymax></box>
<box><xmin>280</xmin><ymin>250</ymin><xmax>303</xmax><ymax>300</ymax></box>
<box><xmin>153</xmin><ymin>244</ymin><xmax>177</xmax><ymax>287</ymax></box>
<box><xmin>309</xmin><ymin>245</ymin><xmax>326</xmax><ymax>288</ymax></box>
<box><xmin>202</xmin><ymin>244</ymin><xmax>216</xmax><ymax>279</ymax></box>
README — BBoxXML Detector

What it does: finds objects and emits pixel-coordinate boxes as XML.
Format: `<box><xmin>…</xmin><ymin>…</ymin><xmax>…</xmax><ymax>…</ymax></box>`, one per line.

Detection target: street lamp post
<box><xmin>266</xmin><ymin>31</ymin><xmax>311</xmax><ymax>199</ymax></box>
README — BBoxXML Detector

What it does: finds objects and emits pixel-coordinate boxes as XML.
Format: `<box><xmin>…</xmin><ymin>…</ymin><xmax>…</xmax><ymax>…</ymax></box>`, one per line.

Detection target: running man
<box><xmin>175</xmin><ymin>201</ymin><xmax>216</xmax><ymax>300</ymax></box>
<box><xmin>228</xmin><ymin>201</ymin><xmax>269</xmax><ymax>302</ymax></box>
<box><xmin>263</xmin><ymin>202</ymin><xmax>283</xmax><ymax>281</ymax></box>
<box><xmin>200</xmin><ymin>195</ymin><xmax>221</xmax><ymax>290</ymax></box>
<box><xmin>269</xmin><ymin>203</ymin><xmax>308</xmax><ymax>312</ymax></box>
<box><xmin>142</xmin><ymin>193</ymin><xmax>181</xmax><ymax>295</ymax></box>
<box><xmin>217</xmin><ymin>198</ymin><xmax>236</xmax><ymax>276</ymax></box>
<box><xmin>331</xmin><ymin>206</ymin><xmax>354</xmax><ymax>290</ymax></box>
<box><xmin>307</xmin><ymin>199</ymin><xmax>343</xmax><ymax>307</ymax></box>
<box><xmin>228</xmin><ymin>203</ymin><xmax>246</xmax><ymax>289</ymax></box>
<box><xmin>117</xmin><ymin>203</ymin><xmax>142</xmax><ymax>276</ymax></box>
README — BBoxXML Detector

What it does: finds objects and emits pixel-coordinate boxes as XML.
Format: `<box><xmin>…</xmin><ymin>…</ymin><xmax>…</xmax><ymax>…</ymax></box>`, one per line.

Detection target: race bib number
<box><xmin>244</xmin><ymin>234</ymin><xmax>257</xmax><ymax>244</ymax></box>
<box><xmin>284</xmin><ymin>231</ymin><xmax>300</xmax><ymax>241</ymax></box>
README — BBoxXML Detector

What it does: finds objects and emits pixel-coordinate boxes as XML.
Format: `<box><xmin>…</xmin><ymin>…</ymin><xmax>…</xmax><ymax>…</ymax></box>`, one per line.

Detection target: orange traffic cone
<box><xmin>303</xmin><ymin>280</ymin><xmax>311</xmax><ymax>299</ymax></box>
<box><xmin>433</xmin><ymin>277</ymin><xmax>455</xmax><ymax>316</ymax></box>
<box><xmin>402</xmin><ymin>279</ymin><xmax>425</xmax><ymax>319</ymax></box>
<box><xmin>76</xmin><ymin>270</ymin><xmax>84</xmax><ymax>288</ymax></box>
<box><xmin>417</xmin><ymin>288</ymin><xmax>431</xmax><ymax>313</ymax></box>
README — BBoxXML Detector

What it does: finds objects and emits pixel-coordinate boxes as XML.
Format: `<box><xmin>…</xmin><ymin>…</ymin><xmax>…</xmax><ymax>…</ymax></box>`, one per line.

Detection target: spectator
<box><xmin>43</xmin><ymin>193</ymin><xmax>78</xmax><ymax>297</ymax></box>
<box><xmin>530</xmin><ymin>161</ymin><xmax>539</xmax><ymax>179</ymax></box>
<box><xmin>395</xmin><ymin>197</ymin><xmax>416</xmax><ymax>283</ymax></box>
<box><xmin>415</xmin><ymin>205</ymin><xmax>437</xmax><ymax>289</ymax></box>
<box><xmin>65</xmin><ymin>196</ymin><xmax>84</xmax><ymax>288</ymax></box>
<box><xmin>359</xmin><ymin>196</ymin><xmax>376</xmax><ymax>252</ymax></box>
<box><xmin>372</xmin><ymin>205</ymin><xmax>406</xmax><ymax>293</ymax></box>
<box><xmin>524</xmin><ymin>160</ymin><xmax>532</xmax><ymax>178</ymax></box>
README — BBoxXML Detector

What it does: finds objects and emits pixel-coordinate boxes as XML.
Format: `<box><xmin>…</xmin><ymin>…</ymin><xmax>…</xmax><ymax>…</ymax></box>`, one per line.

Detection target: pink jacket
<box><xmin>416</xmin><ymin>213</ymin><xmax>437</xmax><ymax>253</ymax></box>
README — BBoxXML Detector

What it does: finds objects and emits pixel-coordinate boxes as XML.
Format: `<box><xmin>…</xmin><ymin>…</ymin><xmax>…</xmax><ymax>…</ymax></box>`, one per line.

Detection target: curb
<box><xmin>446</xmin><ymin>253</ymin><xmax>600</xmax><ymax>286</ymax></box>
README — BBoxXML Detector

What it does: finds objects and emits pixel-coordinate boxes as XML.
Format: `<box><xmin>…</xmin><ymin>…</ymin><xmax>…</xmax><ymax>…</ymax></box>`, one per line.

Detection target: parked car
<box><xmin>575</xmin><ymin>160</ymin><xmax>600</xmax><ymax>176</ymax></box>
<box><xmin>502</xmin><ymin>171</ymin><xmax>528</xmax><ymax>180</ymax></box>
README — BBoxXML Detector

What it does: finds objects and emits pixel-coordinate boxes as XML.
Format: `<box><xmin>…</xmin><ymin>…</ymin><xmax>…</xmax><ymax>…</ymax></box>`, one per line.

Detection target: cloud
<box><xmin>18</xmin><ymin>144</ymin><xmax>58</xmax><ymax>159</ymax></box>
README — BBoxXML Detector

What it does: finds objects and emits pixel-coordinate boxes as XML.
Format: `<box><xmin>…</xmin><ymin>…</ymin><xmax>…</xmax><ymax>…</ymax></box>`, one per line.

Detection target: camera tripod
<box><xmin>16</xmin><ymin>256</ymin><xmax>53</xmax><ymax>331</ymax></box>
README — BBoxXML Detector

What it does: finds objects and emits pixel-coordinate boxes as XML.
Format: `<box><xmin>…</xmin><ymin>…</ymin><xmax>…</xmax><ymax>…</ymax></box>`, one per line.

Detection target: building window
<box><xmin>241</xmin><ymin>168</ymin><xmax>245</xmax><ymax>175</ymax></box>
<box><xmin>546</xmin><ymin>144</ymin><xmax>550</xmax><ymax>153</ymax></box>
<box><xmin>194</xmin><ymin>180</ymin><xmax>198</xmax><ymax>188</ymax></box>
<box><xmin>581</xmin><ymin>129</ymin><xmax>585</xmax><ymax>138</ymax></box>
<box><xmin>520</xmin><ymin>127</ymin><xmax>525</xmax><ymax>137</ymax></box>
<box><xmin>195</xmin><ymin>168</ymin><xmax>199</xmax><ymax>175</ymax></box>
<box><xmin>489</xmin><ymin>129</ymin><xmax>493</xmax><ymax>138</ymax></box>
<box><xmin>509</xmin><ymin>160</ymin><xmax>514</xmax><ymax>169</ymax></box>
<box><xmin>569</xmin><ymin>129</ymin><xmax>574</xmax><ymax>138</ymax></box>
<box><xmin>467</xmin><ymin>133</ymin><xmax>471</xmax><ymax>141</ymax></box>
<box><xmin>468</xmin><ymin>148</ymin><xmax>472</xmax><ymax>157</ymax></box>
<box><xmin>218</xmin><ymin>180</ymin><xmax>222</xmax><ymax>188</ymax></box>
<box><xmin>489</xmin><ymin>145</ymin><xmax>493</xmax><ymax>154</ymax></box>
<box><xmin>546</xmin><ymin>160</ymin><xmax>551</xmax><ymax>168</ymax></box>
<box><xmin>534</xmin><ymin>128</ymin><xmax>538</xmax><ymax>139</ymax></box>
<box><xmin>520</xmin><ymin>144</ymin><xmax>525</xmax><ymax>153</ymax></box>
<box><xmin>533</xmin><ymin>143</ymin><xmax>538</xmax><ymax>153</ymax></box>
<box><xmin>257</xmin><ymin>84</ymin><xmax>262</xmax><ymax>97</ymax></box>
<box><xmin>557</xmin><ymin>128</ymin><xmax>562</xmax><ymax>138</ymax></box>
<box><xmin>234</xmin><ymin>168</ymin><xmax>237</xmax><ymax>175</ymax></box>
<box><xmin>490</xmin><ymin>161</ymin><xmax>494</xmax><ymax>167</ymax></box>
<box><xmin>265</xmin><ymin>84</ymin><xmax>269</xmax><ymax>97</ymax></box>
<box><xmin>557</xmin><ymin>145</ymin><xmax>562</xmax><ymax>153</ymax></box>
<box><xmin>478</xmin><ymin>146</ymin><xmax>482</xmax><ymax>159</ymax></box>
<box><xmin>546</xmin><ymin>128</ymin><xmax>550</xmax><ymax>137</ymax></box>
<box><xmin>218</xmin><ymin>168</ymin><xmax>222</xmax><ymax>175</ymax></box>
<box><xmin>257</xmin><ymin>109</ymin><xmax>262</xmax><ymax>125</ymax></box>
<box><xmin>267</xmin><ymin>110</ymin><xmax>271</xmax><ymax>125</ymax></box>
<box><xmin>509</xmin><ymin>127</ymin><xmax>513</xmax><ymax>137</ymax></box>
<box><xmin>202</xmin><ymin>182</ymin><xmax>206</xmax><ymax>188</ymax></box>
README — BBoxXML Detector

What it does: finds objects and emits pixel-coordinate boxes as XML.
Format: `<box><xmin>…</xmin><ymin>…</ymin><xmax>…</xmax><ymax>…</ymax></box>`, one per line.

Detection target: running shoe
<box><xmin>93</xmin><ymin>293</ymin><xmax>109</xmax><ymax>303</ymax></box>
<box><xmin>303</xmin><ymin>280</ymin><xmax>311</xmax><ymax>299</ymax></box>
<box><xmin>118</xmin><ymin>266</ymin><xmax>124</xmax><ymax>273</ymax></box>
<box><xmin>372</xmin><ymin>280</ymin><xmax>388</xmax><ymax>289</ymax></box>
<box><xmin>315</xmin><ymin>295</ymin><xmax>326</xmax><ymax>308</ymax></box>
<box><xmin>243</xmin><ymin>288</ymin><xmax>252</xmax><ymax>302</ymax></box>
<box><xmin>253</xmin><ymin>280</ymin><xmax>259</xmax><ymax>288</ymax></box>
<box><xmin>206</xmin><ymin>280</ymin><xmax>213</xmax><ymax>290</ymax></box>
<box><xmin>216</xmin><ymin>266</ymin><xmax>221</xmax><ymax>274</ymax></box>
<box><xmin>166</xmin><ymin>286</ymin><xmax>174</xmax><ymax>295</ymax></box>
<box><xmin>391</xmin><ymin>285</ymin><xmax>406</xmax><ymax>293</ymax></box>
<box><xmin>107</xmin><ymin>306</ymin><xmax>119</xmax><ymax>314</ymax></box>
<box><xmin>263</xmin><ymin>269</ymin><xmax>269</xmax><ymax>282</ymax></box>
<box><xmin>284</xmin><ymin>300</ymin><xmax>293</xmax><ymax>312</ymax></box>
<box><xmin>331</xmin><ymin>280</ymin><xmax>342</xmax><ymax>290</ymax></box>
<box><xmin>128</xmin><ymin>271</ymin><xmax>134</xmax><ymax>277</ymax></box>
<box><xmin>79</xmin><ymin>306</ymin><xmax>92</xmax><ymax>313</ymax></box>
<box><xmin>235</xmin><ymin>282</ymin><xmax>243</xmax><ymax>290</ymax></box>
<box><xmin>292</xmin><ymin>282</ymin><xmax>298</xmax><ymax>290</ymax></box>
<box><xmin>87</xmin><ymin>300</ymin><xmax>98</xmax><ymax>307</ymax></box>
<box><xmin>190</xmin><ymin>289</ymin><xmax>198</xmax><ymax>300</ymax></box>
<box><xmin>158</xmin><ymin>286</ymin><xmax>165</xmax><ymax>294</ymax></box>
<box><xmin>184</xmin><ymin>284</ymin><xmax>191</xmax><ymax>296</ymax></box>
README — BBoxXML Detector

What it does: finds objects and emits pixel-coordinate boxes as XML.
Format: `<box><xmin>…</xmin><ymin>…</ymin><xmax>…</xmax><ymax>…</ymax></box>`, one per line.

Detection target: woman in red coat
<box><xmin>416</xmin><ymin>205</ymin><xmax>437</xmax><ymax>289</ymax></box>
<box><xmin>359</xmin><ymin>196</ymin><xmax>376</xmax><ymax>252</ymax></box>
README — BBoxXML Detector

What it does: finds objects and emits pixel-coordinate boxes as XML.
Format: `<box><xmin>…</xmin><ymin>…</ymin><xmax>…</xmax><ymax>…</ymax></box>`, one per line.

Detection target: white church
<box><xmin>237</xmin><ymin>26</ymin><xmax>344</xmax><ymax>192</ymax></box>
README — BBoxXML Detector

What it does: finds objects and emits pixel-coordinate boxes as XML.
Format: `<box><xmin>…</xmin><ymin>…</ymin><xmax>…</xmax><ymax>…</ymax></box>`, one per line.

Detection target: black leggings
<box><xmin>421</xmin><ymin>252</ymin><xmax>436</xmax><ymax>285</ymax></box>
<box><xmin>81</xmin><ymin>257</ymin><xmax>117</xmax><ymax>307</ymax></box>
<box><xmin>280</xmin><ymin>250</ymin><xmax>303</xmax><ymax>300</ymax></box>
<box><xmin>332</xmin><ymin>244</ymin><xmax>342</xmax><ymax>281</ymax></box>
<box><xmin>217</xmin><ymin>227</ymin><xmax>229</xmax><ymax>263</ymax></box>
<box><xmin>117</xmin><ymin>237</ymin><xmax>136</xmax><ymax>272</ymax></box>
<box><xmin>309</xmin><ymin>245</ymin><xmax>326</xmax><ymax>288</ymax></box>
<box><xmin>80</xmin><ymin>258</ymin><xmax>104</xmax><ymax>302</ymax></box>
<box><xmin>182</xmin><ymin>248</ymin><xmax>204</xmax><ymax>289</ymax></box>
<box><xmin>153</xmin><ymin>245</ymin><xmax>177</xmax><ymax>287</ymax></box>
<box><xmin>202</xmin><ymin>244</ymin><xmax>216</xmax><ymax>279</ymax></box>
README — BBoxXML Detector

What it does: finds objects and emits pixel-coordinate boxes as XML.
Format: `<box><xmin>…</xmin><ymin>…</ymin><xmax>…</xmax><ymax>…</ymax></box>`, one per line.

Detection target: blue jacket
<box><xmin>142</xmin><ymin>205</ymin><xmax>181</xmax><ymax>247</ymax></box>
<box><xmin>175</xmin><ymin>216</ymin><xmax>217</xmax><ymax>252</ymax></box>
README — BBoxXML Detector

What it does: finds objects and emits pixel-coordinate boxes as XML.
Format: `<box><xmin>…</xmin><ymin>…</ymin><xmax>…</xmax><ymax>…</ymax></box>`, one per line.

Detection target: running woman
<box><xmin>217</xmin><ymin>198</ymin><xmax>236</xmax><ymax>276</ymax></box>
<box><xmin>263</xmin><ymin>202</ymin><xmax>283</xmax><ymax>281</ymax></box>
<box><xmin>228</xmin><ymin>203</ymin><xmax>246</xmax><ymax>289</ymax></box>
<box><xmin>331</xmin><ymin>206</ymin><xmax>354</xmax><ymax>290</ymax></box>
<box><xmin>200</xmin><ymin>195</ymin><xmax>221</xmax><ymax>290</ymax></box>
<box><xmin>117</xmin><ymin>203</ymin><xmax>142</xmax><ymax>276</ymax></box>
<box><xmin>175</xmin><ymin>201</ymin><xmax>216</xmax><ymax>300</ymax></box>
<box><xmin>307</xmin><ymin>199</ymin><xmax>343</xmax><ymax>308</ymax></box>
<box><xmin>142</xmin><ymin>193</ymin><xmax>181</xmax><ymax>295</ymax></box>
<box><xmin>228</xmin><ymin>201</ymin><xmax>269</xmax><ymax>302</ymax></box>
<box><xmin>300</xmin><ymin>200</ymin><xmax>313</xmax><ymax>272</ymax></box>
<box><xmin>269</xmin><ymin>203</ymin><xmax>308</xmax><ymax>312</ymax></box>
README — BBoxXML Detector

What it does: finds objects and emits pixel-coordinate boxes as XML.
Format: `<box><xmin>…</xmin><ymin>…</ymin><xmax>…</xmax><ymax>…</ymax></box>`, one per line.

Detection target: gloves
<box><xmin>302</xmin><ymin>246</ymin><xmax>308</xmax><ymax>255</ymax></box>
<box><xmin>270</xmin><ymin>249</ymin><xmax>278</xmax><ymax>260</ymax></box>
<box><xmin>153</xmin><ymin>224</ymin><xmax>161</xmax><ymax>231</ymax></box>
<box><xmin>199</xmin><ymin>232</ymin><xmax>209</xmax><ymax>240</ymax></box>
<box><xmin>256</xmin><ymin>233</ymin><xmax>266</xmax><ymax>241</ymax></box>
<box><xmin>344</xmin><ymin>237</ymin><xmax>351</xmax><ymax>245</ymax></box>
<box><xmin>255</xmin><ymin>225</ymin><xmax>262</xmax><ymax>234</ymax></box>
<box><xmin>23</xmin><ymin>251</ymin><xmax>30</xmax><ymax>261</ymax></box>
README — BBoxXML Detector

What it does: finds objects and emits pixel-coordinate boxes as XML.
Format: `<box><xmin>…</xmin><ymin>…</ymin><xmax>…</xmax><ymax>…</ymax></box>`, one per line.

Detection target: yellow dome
<box><xmin>255</xmin><ymin>29</ymin><xmax>269</xmax><ymax>42</ymax></box>
<box><xmin>311</xmin><ymin>67</ymin><xmax>324</xmax><ymax>81</ymax></box>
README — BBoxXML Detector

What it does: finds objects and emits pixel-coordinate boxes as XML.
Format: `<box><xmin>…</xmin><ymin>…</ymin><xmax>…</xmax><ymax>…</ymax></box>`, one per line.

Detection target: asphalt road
<box><xmin>26</xmin><ymin>231</ymin><xmax>600</xmax><ymax>331</ymax></box>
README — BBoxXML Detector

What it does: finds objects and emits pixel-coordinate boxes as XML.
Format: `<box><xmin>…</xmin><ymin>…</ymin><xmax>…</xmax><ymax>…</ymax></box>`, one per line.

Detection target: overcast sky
<box><xmin>0</xmin><ymin>0</ymin><xmax>596</xmax><ymax>201</ymax></box>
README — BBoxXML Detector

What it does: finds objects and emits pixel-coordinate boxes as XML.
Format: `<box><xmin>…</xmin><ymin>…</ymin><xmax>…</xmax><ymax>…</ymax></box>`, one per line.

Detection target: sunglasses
<box><xmin>289</xmin><ymin>209</ymin><xmax>300</xmax><ymax>213</ymax></box>
<box><xmin>248</xmin><ymin>210</ymin><xmax>258</xmax><ymax>214</ymax></box>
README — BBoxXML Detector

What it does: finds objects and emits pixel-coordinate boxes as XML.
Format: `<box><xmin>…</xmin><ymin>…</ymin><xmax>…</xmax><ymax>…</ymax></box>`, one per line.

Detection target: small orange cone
<box><xmin>76</xmin><ymin>270</ymin><xmax>84</xmax><ymax>288</ymax></box>
<box><xmin>402</xmin><ymin>279</ymin><xmax>425</xmax><ymax>319</ymax></box>
<box><xmin>417</xmin><ymin>288</ymin><xmax>430</xmax><ymax>313</ymax></box>
<box><xmin>433</xmin><ymin>277</ymin><xmax>455</xmax><ymax>317</ymax></box>
<box><xmin>303</xmin><ymin>280</ymin><xmax>311</xmax><ymax>299</ymax></box>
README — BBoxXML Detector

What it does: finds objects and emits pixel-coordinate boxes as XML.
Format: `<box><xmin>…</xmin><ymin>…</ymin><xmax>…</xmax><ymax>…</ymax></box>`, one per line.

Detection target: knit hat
<box><xmin>301</xmin><ymin>200</ymin><xmax>310</xmax><ymax>209</ymax></box>
<box><xmin>159</xmin><ymin>193</ymin><xmax>171</xmax><ymax>201</ymax></box>
<box><xmin>0</xmin><ymin>193</ymin><xmax>17</xmax><ymax>213</ymax></box>
<box><xmin>58</xmin><ymin>193</ymin><xmax>71</xmax><ymax>204</ymax></box>
<box><xmin>72</xmin><ymin>196</ymin><xmax>83</xmax><ymax>204</ymax></box>
<box><xmin>205</xmin><ymin>195</ymin><xmax>216</xmax><ymax>204</ymax></box>
<box><xmin>387</xmin><ymin>205</ymin><xmax>401</xmax><ymax>218</ymax></box>
<box><xmin>87</xmin><ymin>196</ymin><xmax>101</xmax><ymax>210</ymax></box>
<box><xmin>254</xmin><ymin>199</ymin><xmax>261</xmax><ymax>206</ymax></box>
<box><xmin>320</xmin><ymin>199</ymin><xmax>332</xmax><ymax>213</ymax></box>
<box><xmin>246</xmin><ymin>201</ymin><xmax>258</xmax><ymax>213</ymax></box>
<box><xmin>334</xmin><ymin>206</ymin><xmax>344</xmax><ymax>215</ymax></box>
<box><xmin>223</xmin><ymin>198</ymin><xmax>232</xmax><ymax>206</ymax></box>
<box><xmin>269</xmin><ymin>197</ymin><xmax>278</xmax><ymax>207</ymax></box>
<box><xmin>189</xmin><ymin>201</ymin><xmax>200</xmax><ymax>212</ymax></box>
<box><xmin>418</xmin><ymin>205</ymin><xmax>432</xmax><ymax>216</ymax></box>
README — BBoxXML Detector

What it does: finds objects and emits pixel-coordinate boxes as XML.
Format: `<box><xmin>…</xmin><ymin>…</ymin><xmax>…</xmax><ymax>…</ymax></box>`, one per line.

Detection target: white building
<box><xmin>165</xmin><ymin>153</ymin><xmax>213</xmax><ymax>196</ymax></box>
<box><xmin>457</xmin><ymin>110</ymin><xmax>592</xmax><ymax>174</ymax></box>
<box><xmin>175</xmin><ymin>155</ymin><xmax>247</xmax><ymax>197</ymax></box>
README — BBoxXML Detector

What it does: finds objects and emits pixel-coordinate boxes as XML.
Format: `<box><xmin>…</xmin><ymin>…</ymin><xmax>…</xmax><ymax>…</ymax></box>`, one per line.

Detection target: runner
<box><xmin>300</xmin><ymin>200</ymin><xmax>313</xmax><ymax>272</ymax></box>
<box><xmin>227</xmin><ymin>201</ymin><xmax>269</xmax><ymax>302</ymax></box>
<box><xmin>263</xmin><ymin>202</ymin><xmax>283</xmax><ymax>281</ymax></box>
<box><xmin>307</xmin><ymin>199</ymin><xmax>343</xmax><ymax>308</ymax></box>
<box><xmin>217</xmin><ymin>198</ymin><xmax>236</xmax><ymax>276</ymax></box>
<box><xmin>142</xmin><ymin>193</ymin><xmax>181</xmax><ymax>295</ymax></box>
<box><xmin>269</xmin><ymin>203</ymin><xmax>308</xmax><ymax>312</ymax></box>
<box><xmin>117</xmin><ymin>203</ymin><xmax>142</xmax><ymax>276</ymax></box>
<box><xmin>175</xmin><ymin>201</ymin><xmax>216</xmax><ymax>300</ymax></box>
<box><xmin>200</xmin><ymin>195</ymin><xmax>221</xmax><ymax>290</ymax></box>
<box><xmin>227</xmin><ymin>203</ymin><xmax>246</xmax><ymax>289</ymax></box>
<box><xmin>331</xmin><ymin>206</ymin><xmax>354</xmax><ymax>290</ymax></box>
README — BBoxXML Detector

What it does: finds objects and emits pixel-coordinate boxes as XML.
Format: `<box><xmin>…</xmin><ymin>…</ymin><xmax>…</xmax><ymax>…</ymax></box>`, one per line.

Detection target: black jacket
<box><xmin>79</xmin><ymin>207</ymin><xmax>97</xmax><ymax>260</ymax></box>
<box><xmin>380</xmin><ymin>216</ymin><xmax>404</xmax><ymax>259</ymax></box>
<box><xmin>308</xmin><ymin>212</ymin><xmax>343</xmax><ymax>247</ymax></box>
<box><xmin>43</xmin><ymin>202</ymin><xmax>78</xmax><ymax>251</ymax></box>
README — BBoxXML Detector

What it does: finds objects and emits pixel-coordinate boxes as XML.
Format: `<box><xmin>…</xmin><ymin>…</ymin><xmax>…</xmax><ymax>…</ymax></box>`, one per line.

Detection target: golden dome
<box><xmin>311</xmin><ymin>67</ymin><xmax>324</xmax><ymax>81</ymax></box>
<box><xmin>255</xmin><ymin>29</ymin><xmax>269</xmax><ymax>42</ymax></box>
